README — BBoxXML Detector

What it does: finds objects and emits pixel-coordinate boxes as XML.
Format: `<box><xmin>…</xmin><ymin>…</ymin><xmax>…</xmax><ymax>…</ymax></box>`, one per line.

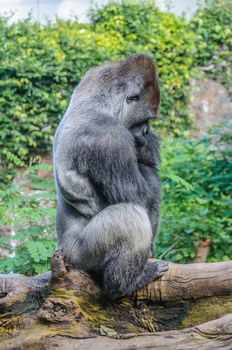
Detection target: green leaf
<box><xmin>99</xmin><ymin>325</ymin><xmax>117</xmax><ymax>336</ymax></box>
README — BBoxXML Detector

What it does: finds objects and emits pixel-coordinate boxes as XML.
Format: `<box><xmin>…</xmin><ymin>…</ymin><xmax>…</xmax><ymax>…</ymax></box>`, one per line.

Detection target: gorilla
<box><xmin>53</xmin><ymin>55</ymin><xmax>168</xmax><ymax>300</ymax></box>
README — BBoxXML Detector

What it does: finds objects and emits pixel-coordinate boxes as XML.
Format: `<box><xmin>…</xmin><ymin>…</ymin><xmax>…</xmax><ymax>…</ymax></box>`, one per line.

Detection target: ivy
<box><xmin>0</xmin><ymin>1</ymin><xmax>231</xmax><ymax>185</ymax></box>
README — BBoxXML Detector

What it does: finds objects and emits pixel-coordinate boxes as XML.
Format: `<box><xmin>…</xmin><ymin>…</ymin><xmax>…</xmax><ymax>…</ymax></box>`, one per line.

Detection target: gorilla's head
<box><xmin>113</xmin><ymin>55</ymin><xmax>160</xmax><ymax>129</ymax></box>
<box><xmin>76</xmin><ymin>55</ymin><xmax>160</xmax><ymax>130</ymax></box>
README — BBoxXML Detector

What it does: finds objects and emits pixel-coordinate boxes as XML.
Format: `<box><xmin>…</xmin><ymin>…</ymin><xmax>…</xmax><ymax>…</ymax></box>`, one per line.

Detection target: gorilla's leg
<box><xmin>60</xmin><ymin>203</ymin><xmax>168</xmax><ymax>300</ymax></box>
<box><xmin>103</xmin><ymin>245</ymin><xmax>168</xmax><ymax>300</ymax></box>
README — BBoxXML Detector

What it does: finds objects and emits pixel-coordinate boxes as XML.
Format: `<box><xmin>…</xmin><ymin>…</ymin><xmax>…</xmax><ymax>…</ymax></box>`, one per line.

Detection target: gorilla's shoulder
<box><xmin>76</xmin><ymin>113</ymin><xmax>135</xmax><ymax>151</ymax></box>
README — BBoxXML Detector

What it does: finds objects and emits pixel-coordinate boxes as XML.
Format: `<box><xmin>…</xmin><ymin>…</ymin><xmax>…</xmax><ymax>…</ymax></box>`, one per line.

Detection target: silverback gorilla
<box><xmin>53</xmin><ymin>55</ymin><xmax>168</xmax><ymax>300</ymax></box>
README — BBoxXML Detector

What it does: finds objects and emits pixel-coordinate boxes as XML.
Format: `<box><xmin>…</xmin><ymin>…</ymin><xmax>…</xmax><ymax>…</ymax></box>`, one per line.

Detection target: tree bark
<box><xmin>0</xmin><ymin>252</ymin><xmax>231</xmax><ymax>349</ymax></box>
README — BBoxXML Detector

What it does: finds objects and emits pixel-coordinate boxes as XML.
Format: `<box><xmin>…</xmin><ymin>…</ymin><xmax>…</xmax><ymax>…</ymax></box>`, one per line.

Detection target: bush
<box><xmin>0</xmin><ymin>162</ymin><xmax>56</xmax><ymax>274</ymax></box>
<box><xmin>191</xmin><ymin>0</ymin><xmax>232</xmax><ymax>93</ymax></box>
<box><xmin>156</xmin><ymin>122</ymin><xmax>232</xmax><ymax>263</ymax></box>
<box><xmin>0</xmin><ymin>0</ymin><xmax>231</xmax><ymax>185</ymax></box>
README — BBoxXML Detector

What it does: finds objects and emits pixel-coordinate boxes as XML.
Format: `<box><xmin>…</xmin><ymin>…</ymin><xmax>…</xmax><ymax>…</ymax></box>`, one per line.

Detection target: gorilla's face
<box><xmin>119</xmin><ymin>73</ymin><xmax>160</xmax><ymax>130</ymax></box>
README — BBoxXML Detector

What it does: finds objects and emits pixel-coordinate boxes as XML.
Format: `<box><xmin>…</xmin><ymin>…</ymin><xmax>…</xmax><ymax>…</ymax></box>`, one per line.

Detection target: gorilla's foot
<box><xmin>136</xmin><ymin>261</ymin><xmax>169</xmax><ymax>290</ymax></box>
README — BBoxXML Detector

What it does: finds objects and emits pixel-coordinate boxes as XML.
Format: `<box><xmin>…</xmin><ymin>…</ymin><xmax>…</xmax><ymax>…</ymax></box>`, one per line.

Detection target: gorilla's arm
<box><xmin>78</xmin><ymin>122</ymin><xmax>149</xmax><ymax>206</ymax></box>
<box><xmin>135</xmin><ymin>131</ymin><xmax>161</xmax><ymax>238</ymax></box>
<box><xmin>55</xmin><ymin>170</ymin><xmax>103</xmax><ymax>217</ymax></box>
<box><xmin>86</xmin><ymin>126</ymin><xmax>148</xmax><ymax>206</ymax></box>
<box><xmin>136</xmin><ymin>131</ymin><xmax>160</xmax><ymax>170</ymax></box>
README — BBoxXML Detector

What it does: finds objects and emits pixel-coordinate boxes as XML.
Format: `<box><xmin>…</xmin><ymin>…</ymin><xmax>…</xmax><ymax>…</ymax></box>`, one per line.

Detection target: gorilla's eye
<box><xmin>126</xmin><ymin>95</ymin><xmax>140</xmax><ymax>103</ymax></box>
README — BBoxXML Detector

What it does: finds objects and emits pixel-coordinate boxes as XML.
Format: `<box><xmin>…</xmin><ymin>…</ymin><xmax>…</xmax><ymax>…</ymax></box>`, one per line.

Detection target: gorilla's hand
<box><xmin>131</xmin><ymin>121</ymin><xmax>149</xmax><ymax>147</ymax></box>
<box><xmin>134</xmin><ymin>128</ymin><xmax>160</xmax><ymax>169</ymax></box>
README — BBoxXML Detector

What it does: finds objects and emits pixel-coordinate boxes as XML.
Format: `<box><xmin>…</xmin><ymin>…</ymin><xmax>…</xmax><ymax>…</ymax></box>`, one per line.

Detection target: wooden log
<box><xmin>0</xmin><ymin>253</ymin><xmax>232</xmax><ymax>349</ymax></box>
<box><xmin>0</xmin><ymin>313</ymin><xmax>231</xmax><ymax>349</ymax></box>
<box><xmin>1</xmin><ymin>254</ymin><xmax>231</xmax><ymax>312</ymax></box>
<box><xmin>32</xmin><ymin>314</ymin><xmax>232</xmax><ymax>350</ymax></box>
<box><xmin>137</xmin><ymin>258</ymin><xmax>232</xmax><ymax>302</ymax></box>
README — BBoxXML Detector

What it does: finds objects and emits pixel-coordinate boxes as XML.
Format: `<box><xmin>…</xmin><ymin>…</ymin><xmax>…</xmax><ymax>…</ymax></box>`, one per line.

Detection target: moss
<box><xmin>180</xmin><ymin>296</ymin><xmax>232</xmax><ymax>329</ymax></box>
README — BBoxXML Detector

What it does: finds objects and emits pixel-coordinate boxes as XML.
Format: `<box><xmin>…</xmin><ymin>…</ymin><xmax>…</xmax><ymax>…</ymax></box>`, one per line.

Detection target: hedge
<box><xmin>0</xmin><ymin>0</ymin><xmax>231</xmax><ymax>185</ymax></box>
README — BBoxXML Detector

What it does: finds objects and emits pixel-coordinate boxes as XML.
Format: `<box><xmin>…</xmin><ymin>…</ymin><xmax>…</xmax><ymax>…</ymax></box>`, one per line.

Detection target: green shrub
<box><xmin>157</xmin><ymin>122</ymin><xmax>232</xmax><ymax>263</ymax></box>
<box><xmin>191</xmin><ymin>0</ymin><xmax>232</xmax><ymax>93</ymax></box>
<box><xmin>0</xmin><ymin>0</ymin><xmax>231</xmax><ymax>185</ymax></box>
<box><xmin>0</xmin><ymin>162</ymin><xmax>56</xmax><ymax>274</ymax></box>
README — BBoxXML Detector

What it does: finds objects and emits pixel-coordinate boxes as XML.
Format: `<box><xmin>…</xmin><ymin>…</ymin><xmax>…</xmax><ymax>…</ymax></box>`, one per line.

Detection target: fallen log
<box><xmin>0</xmin><ymin>252</ymin><xmax>231</xmax><ymax>349</ymax></box>
<box><xmin>16</xmin><ymin>314</ymin><xmax>232</xmax><ymax>350</ymax></box>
